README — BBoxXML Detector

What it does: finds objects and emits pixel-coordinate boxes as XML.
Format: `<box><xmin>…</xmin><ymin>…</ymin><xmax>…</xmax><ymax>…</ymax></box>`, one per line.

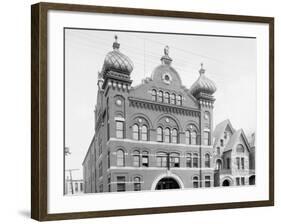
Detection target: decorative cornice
<box><xmin>128</xmin><ymin>97</ymin><xmax>200</xmax><ymax>117</ymax></box>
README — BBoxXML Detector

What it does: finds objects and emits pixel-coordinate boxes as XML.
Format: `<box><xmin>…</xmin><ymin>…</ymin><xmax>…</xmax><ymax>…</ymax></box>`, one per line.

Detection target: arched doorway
<box><xmin>222</xmin><ymin>179</ymin><xmax>230</xmax><ymax>186</ymax></box>
<box><xmin>155</xmin><ymin>177</ymin><xmax>180</xmax><ymax>190</ymax></box>
<box><xmin>249</xmin><ymin>175</ymin><xmax>255</xmax><ymax>185</ymax></box>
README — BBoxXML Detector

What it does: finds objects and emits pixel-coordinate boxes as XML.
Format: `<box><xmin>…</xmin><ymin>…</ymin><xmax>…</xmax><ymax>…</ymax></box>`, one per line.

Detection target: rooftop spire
<box><xmin>112</xmin><ymin>35</ymin><xmax>120</xmax><ymax>50</ymax></box>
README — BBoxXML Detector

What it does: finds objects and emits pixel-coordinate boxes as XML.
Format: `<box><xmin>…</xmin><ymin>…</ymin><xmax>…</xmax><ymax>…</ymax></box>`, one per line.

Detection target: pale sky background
<box><xmin>64</xmin><ymin>29</ymin><xmax>257</xmax><ymax>179</ymax></box>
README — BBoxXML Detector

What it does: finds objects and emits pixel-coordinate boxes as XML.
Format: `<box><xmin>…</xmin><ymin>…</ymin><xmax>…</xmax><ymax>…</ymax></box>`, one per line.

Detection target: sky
<box><xmin>64</xmin><ymin>29</ymin><xmax>257</xmax><ymax>179</ymax></box>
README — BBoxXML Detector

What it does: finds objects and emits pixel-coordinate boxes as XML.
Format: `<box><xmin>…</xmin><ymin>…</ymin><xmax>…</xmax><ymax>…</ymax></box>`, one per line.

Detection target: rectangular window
<box><xmin>205</xmin><ymin>176</ymin><xmax>211</xmax><ymax>187</ymax></box>
<box><xmin>75</xmin><ymin>183</ymin><xmax>78</xmax><ymax>192</ymax></box>
<box><xmin>80</xmin><ymin>183</ymin><xmax>83</xmax><ymax>192</ymax></box>
<box><xmin>157</xmin><ymin>156</ymin><xmax>167</xmax><ymax>167</ymax></box>
<box><xmin>117</xmin><ymin>176</ymin><xmax>126</xmax><ymax>192</ymax></box>
<box><xmin>236</xmin><ymin>157</ymin><xmax>240</xmax><ymax>169</ymax></box>
<box><xmin>108</xmin><ymin>177</ymin><xmax>111</xmax><ymax>192</ymax></box>
<box><xmin>241</xmin><ymin>177</ymin><xmax>245</xmax><ymax>185</ymax></box>
<box><xmin>203</xmin><ymin>131</ymin><xmax>210</xmax><ymax>145</ymax></box>
<box><xmin>193</xmin><ymin>155</ymin><xmax>198</xmax><ymax>168</ymax></box>
<box><xmin>186</xmin><ymin>154</ymin><xmax>192</xmax><ymax>168</ymax></box>
<box><xmin>107</xmin><ymin>152</ymin><xmax>110</xmax><ymax>168</ymax></box>
<box><xmin>116</xmin><ymin>121</ymin><xmax>124</xmax><ymax>138</ymax></box>
<box><xmin>98</xmin><ymin>162</ymin><xmax>102</xmax><ymax>177</ymax></box>
<box><xmin>142</xmin><ymin>154</ymin><xmax>149</xmax><ymax>167</ymax></box>
<box><xmin>133</xmin><ymin>155</ymin><xmax>140</xmax><ymax>167</ymax></box>
<box><xmin>241</xmin><ymin>157</ymin><xmax>245</xmax><ymax>169</ymax></box>
<box><xmin>170</xmin><ymin>156</ymin><xmax>180</xmax><ymax>168</ymax></box>
<box><xmin>226</xmin><ymin>158</ymin><xmax>231</xmax><ymax>169</ymax></box>
<box><xmin>236</xmin><ymin>177</ymin><xmax>240</xmax><ymax>186</ymax></box>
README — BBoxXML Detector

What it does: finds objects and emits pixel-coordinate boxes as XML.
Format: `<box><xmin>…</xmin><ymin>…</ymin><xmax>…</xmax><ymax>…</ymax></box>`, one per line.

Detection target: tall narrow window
<box><xmin>132</xmin><ymin>124</ymin><xmax>139</xmax><ymax>140</ymax></box>
<box><xmin>220</xmin><ymin>139</ymin><xmax>224</xmax><ymax>147</ymax></box>
<box><xmin>186</xmin><ymin>153</ymin><xmax>192</xmax><ymax>168</ymax></box>
<box><xmin>226</xmin><ymin>158</ymin><xmax>231</xmax><ymax>169</ymax></box>
<box><xmin>236</xmin><ymin>177</ymin><xmax>240</xmax><ymax>186</ymax></box>
<box><xmin>193</xmin><ymin>153</ymin><xmax>199</xmax><ymax>168</ymax></box>
<box><xmin>152</xmin><ymin>89</ymin><xmax>157</xmax><ymax>101</ymax></box>
<box><xmin>117</xmin><ymin>176</ymin><xmax>126</xmax><ymax>192</ymax></box>
<box><xmin>171</xmin><ymin>93</ymin><xmax>176</xmax><ymax>104</ymax></box>
<box><xmin>158</xmin><ymin>91</ymin><xmax>163</xmax><ymax>102</ymax></box>
<box><xmin>191</xmin><ymin>131</ymin><xmax>197</xmax><ymax>145</ymax></box>
<box><xmin>108</xmin><ymin>177</ymin><xmax>111</xmax><ymax>192</ymax></box>
<box><xmin>75</xmin><ymin>183</ymin><xmax>78</xmax><ymax>192</ymax></box>
<box><xmin>241</xmin><ymin>177</ymin><xmax>245</xmax><ymax>185</ymax></box>
<box><xmin>205</xmin><ymin>176</ymin><xmax>211</xmax><ymax>187</ymax></box>
<box><xmin>164</xmin><ymin>128</ymin><xmax>171</xmax><ymax>143</ymax></box>
<box><xmin>156</xmin><ymin>152</ymin><xmax>167</xmax><ymax>167</ymax></box>
<box><xmin>142</xmin><ymin>151</ymin><xmax>149</xmax><ymax>167</ymax></box>
<box><xmin>99</xmin><ymin>162</ymin><xmax>102</xmax><ymax>177</ymax></box>
<box><xmin>186</xmin><ymin>130</ymin><xmax>191</xmax><ymax>145</ymax></box>
<box><xmin>241</xmin><ymin>157</ymin><xmax>245</xmax><ymax>169</ymax></box>
<box><xmin>141</xmin><ymin>125</ymin><xmax>148</xmax><ymax>141</ymax></box>
<box><xmin>133</xmin><ymin>177</ymin><xmax>141</xmax><ymax>191</ymax></box>
<box><xmin>116</xmin><ymin>149</ymin><xmax>125</xmax><ymax>167</ymax></box>
<box><xmin>205</xmin><ymin>154</ymin><xmax>210</xmax><ymax>168</ymax></box>
<box><xmin>236</xmin><ymin>157</ymin><xmax>240</xmax><ymax>169</ymax></box>
<box><xmin>107</xmin><ymin>151</ymin><xmax>110</xmax><ymax>168</ymax></box>
<box><xmin>203</xmin><ymin>131</ymin><xmax>210</xmax><ymax>145</ymax></box>
<box><xmin>116</xmin><ymin>121</ymin><xmax>124</xmax><ymax>139</ymax></box>
<box><xmin>170</xmin><ymin>153</ymin><xmax>180</xmax><ymax>167</ymax></box>
<box><xmin>193</xmin><ymin>176</ymin><xmax>199</xmax><ymax>188</ymax></box>
<box><xmin>177</xmin><ymin>95</ymin><xmax>182</xmax><ymax>105</ymax></box>
<box><xmin>171</xmin><ymin>129</ymin><xmax>178</xmax><ymax>144</ymax></box>
<box><xmin>133</xmin><ymin>150</ymin><xmax>140</xmax><ymax>167</ymax></box>
<box><xmin>157</xmin><ymin>127</ymin><xmax>163</xmax><ymax>142</ymax></box>
<box><xmin>164</xmin><ymin>92</ymin><xmax>170</xmax><ymax>103</ymax></box>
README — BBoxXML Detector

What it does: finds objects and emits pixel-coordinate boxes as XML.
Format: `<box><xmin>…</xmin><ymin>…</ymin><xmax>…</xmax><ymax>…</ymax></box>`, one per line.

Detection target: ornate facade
<box><xmin>82</xmin><ymin>36</ymin><xmax>255</xmax><ymax>193</ymax></box>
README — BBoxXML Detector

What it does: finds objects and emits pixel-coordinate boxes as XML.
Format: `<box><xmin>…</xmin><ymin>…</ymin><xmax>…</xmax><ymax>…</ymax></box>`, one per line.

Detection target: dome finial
<box><xmin>199</xmin><ymin>62</ymin><xmax>205</xmax><ymax>75</ymax></box>
<box><xmin>164</xmin><ymin>45</ymin><xmax>169</xmax><ymax>56</ymax></box>
<box><xmin>112</xmin><ymin>34</ymin><xmax>120</xmax><ymax>50</ymax></box>
<box><xmin>161</xmin><ymin>45</ymin><xmax>172</xmax><ymax>65</ymax></box>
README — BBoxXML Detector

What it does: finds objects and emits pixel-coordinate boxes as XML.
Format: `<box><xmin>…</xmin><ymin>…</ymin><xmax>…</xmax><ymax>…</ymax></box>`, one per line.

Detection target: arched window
<box><xmin>132</xmin><ymin>124</ymin><xmax>139</xmax><ymax>140</ymax></box>
<box><xmin>152</xmin><ymin>89</ymin><xmax>157</xmax><ymax>101</ymax></box>
<box><xmin>171</xmin><ymin>129</ymin><xmax>178</xmax><ymax>144</ymax></box>
<box><xmin>164</xmin><ymin>128</ymin><xmax>171</xmax><ymax>143</ymax></box>
<box><xmin>186</xmin><ymin>153</ymin><xmax>192</xmax><ymax>168</ymax></box>
<box><xmin>158</xmin><ymin>91</ymin><xmax>163</xmax><ymax>102</ymax></box>
<box><xmin>185</xmin><ymin>130</ymin><xmax>191</xmax><ymax>145</ymax></box>
<box><xmin>133</xmin><ymin>150</ymin><xmax>140</xmax><ymax>167</ymax></box>
<box><xmin>164</xmin><ymin>92</ymin><xmax>170</xmax><ymax>103</ymax></box>
<box><xmin>192</xmin><ymin>176</ymin><xmax>199</xmax><ymax>188</ymax></box>
<box><xmin>157</xmin><ymin>127</ymin><xmax>163</xmax><ymax>142</ymax></box>
<box><xmin>191</xmin><ymin>131</ymin><xmax>197</xmax><ymax>145</ymax></box>
<box><xmin>133</xmin><ymin>177</ymin><xmax>141</xmax><ymax>191</ymax></box>
<box><xmin>205</xmin><ymin>154</ymin><xmax>211</xmax><ymax>168</ymax></box>
<box><xmin>170</xmin><ymin>153</ymin><xmax>180</xmax><ymax>167</ymax></box>
<box><xmin>141</xmin><ymin>125</ymin><xmax>148</xmax><ymax>141</ymax></box>
<box><xmin>156</xmin><ymin>152</ymin><xmax>167</xmax><ymax>167</ymax></box>
<box><xmin>193</xmin><ymin>153</ymin><xmax>199</xmax><ymax>168</ymax></box>
<box><xmin>171</xmin><ymin>93</ymin><xmax>176</xmax><ymax>104</ymax></box>
<box><xmin>237</xmin><ymin>144</ymin><xmax>245</xmax><ymax>153</ymax></box>
<box><xmin>116</xmin><ymin>149</ymin><xmax>125</xmax><ymax>167</ymax></box>
<box><xmin>177</xmin><ymin>95</ymin><xmax>182</xmax><ymax>105</ymax></box>
<box><xmin>142</xmin><ymin>151</ymin><xmax>149</xmax><ymax>167</ymax></box>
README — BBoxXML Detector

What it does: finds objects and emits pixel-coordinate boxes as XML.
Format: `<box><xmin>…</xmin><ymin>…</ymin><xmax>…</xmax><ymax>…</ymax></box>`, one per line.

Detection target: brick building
<box><xmin>82</xmin><ymin>35</ymin><xmax>255</xmax><ymax>193</ymax></box>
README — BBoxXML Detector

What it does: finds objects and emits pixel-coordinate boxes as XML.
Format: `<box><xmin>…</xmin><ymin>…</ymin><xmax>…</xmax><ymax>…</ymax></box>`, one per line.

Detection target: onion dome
<box><xmin>189</xmin><ymin>63</ymin><xmax>217</xmax><ymax>97</ymax></box>
<box><xmin>101</xmin><ymin>35</ymin><xmax>133</xmax><ymax>77</ymax></box>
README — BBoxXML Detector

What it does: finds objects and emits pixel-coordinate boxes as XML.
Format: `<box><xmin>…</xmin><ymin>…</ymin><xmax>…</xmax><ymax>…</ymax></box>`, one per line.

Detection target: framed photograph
<box><xmin>31</xmin><ymin>2</ymin><xmax>274</xmax><ymax>221</ymax></box>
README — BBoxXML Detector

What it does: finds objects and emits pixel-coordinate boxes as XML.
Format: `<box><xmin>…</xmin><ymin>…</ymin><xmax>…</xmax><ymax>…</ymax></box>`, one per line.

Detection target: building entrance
<box><xmin>155</xmin><ymin>177</ymin><xmax>180</xmax><ymax>190</ymax></box>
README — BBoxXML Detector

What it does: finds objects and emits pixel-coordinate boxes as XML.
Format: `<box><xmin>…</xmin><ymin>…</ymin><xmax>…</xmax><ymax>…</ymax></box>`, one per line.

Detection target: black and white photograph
<box><xmin>64</xmin><ymin>29</ymin><xmax>257</xmax><ymax>195</ymax></box>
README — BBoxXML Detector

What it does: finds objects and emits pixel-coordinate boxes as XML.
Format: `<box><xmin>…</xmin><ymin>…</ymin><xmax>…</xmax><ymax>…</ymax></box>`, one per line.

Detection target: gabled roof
<box><xmin>213</xmin><ymin>119</ymin><xmax>235</xmax><ymax>146</ymax></box>
<box><xmin>224</xmin><ymin>129</ymin><xmax>251</xmax><ymax>153</ymax></box>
